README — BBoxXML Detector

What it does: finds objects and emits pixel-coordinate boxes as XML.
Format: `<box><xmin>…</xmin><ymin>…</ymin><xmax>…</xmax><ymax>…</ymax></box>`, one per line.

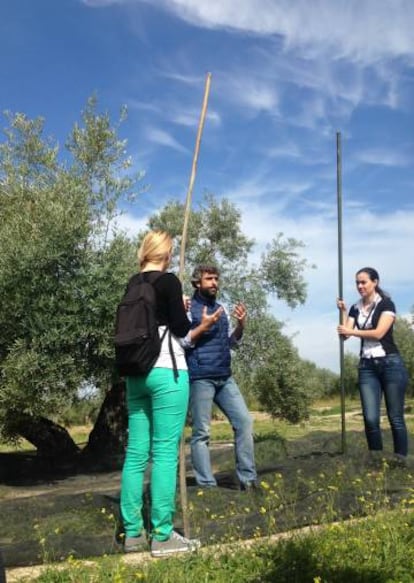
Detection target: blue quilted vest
<box><xmin>186</xmin><ymin>291</ymin><xmax>231</xmax><ymax>381</ymax></box>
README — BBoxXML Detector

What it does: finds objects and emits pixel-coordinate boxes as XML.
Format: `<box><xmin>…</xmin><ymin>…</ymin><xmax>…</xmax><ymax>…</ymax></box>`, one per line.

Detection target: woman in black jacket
<box><xmin>120</xmin><ymin>231</ymin><xmax>220</xmax><ymax>557</ymax></box>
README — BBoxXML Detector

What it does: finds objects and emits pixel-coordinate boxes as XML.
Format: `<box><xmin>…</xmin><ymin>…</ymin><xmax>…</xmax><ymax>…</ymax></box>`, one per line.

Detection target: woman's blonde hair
<box><xmin>138</xmin><ymin>230</ymin><xmax>173</xmax><ymax>269</ymax></box>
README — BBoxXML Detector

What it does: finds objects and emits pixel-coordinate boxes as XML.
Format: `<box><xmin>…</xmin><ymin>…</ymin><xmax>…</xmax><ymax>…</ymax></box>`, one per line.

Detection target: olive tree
<box><xmin>0</xmin><ymin>100</ymin><xmax>139</xmax><ymax>456</ymax></box>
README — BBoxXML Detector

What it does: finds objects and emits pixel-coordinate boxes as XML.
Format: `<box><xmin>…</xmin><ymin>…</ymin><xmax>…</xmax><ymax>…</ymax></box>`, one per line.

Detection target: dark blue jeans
<box><xmin>358</xmin><ymin>354</ymin><xmax>408</xmax><ymax>456</ymax></box>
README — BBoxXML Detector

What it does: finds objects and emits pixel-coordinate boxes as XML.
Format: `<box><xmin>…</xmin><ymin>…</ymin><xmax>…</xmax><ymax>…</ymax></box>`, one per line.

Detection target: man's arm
<box><xmin>230</xmin><ymin>302</ymin><xmax>247</xmax><ymax>345</ymax></box>
<box><xmin>191</xmin><ymin>306</ymin><xmax>224</xmax><ymax>343</ymax></box>
<box><xmin>179</xmin><ymin>304</ymin><xmax>223</xmax><ymax>349</ymax></box>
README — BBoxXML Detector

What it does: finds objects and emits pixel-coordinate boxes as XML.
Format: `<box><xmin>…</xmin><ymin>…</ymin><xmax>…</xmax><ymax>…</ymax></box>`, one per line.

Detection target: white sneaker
<box><xmin>123</xmin><ymin>533</ymin><xmax>147</xmax><ymax>553</ymax></box>
<box><xmin>151</xmin><ymin>530</ymin><xmax>201</xmax><ymax>558</ymax></box>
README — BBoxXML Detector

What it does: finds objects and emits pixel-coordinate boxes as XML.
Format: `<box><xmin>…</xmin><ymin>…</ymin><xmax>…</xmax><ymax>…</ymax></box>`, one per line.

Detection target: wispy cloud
<box><xmin>128</xmin><ymin>97</ymin><xmax>221</xmax><ymax>128</ymax></box>
<box><xmin>144</xmin><ymin>126</ymin><xmax>189</xmax><ymax>154</ymax></box>
<box><xmin>221</xmin><ymin>172</ymin><xmax>313</xmax><ymax>213</ymax></box>
<box><xmin>355</xmin><ymin>147</ymin><xmax>412</xmax><ymax>168</ymax></box>
<box><xmin>159</xmin><ymin>70</ymin><xmax>207</xmax><ymax>87</ymax></box>
<box><xmin>222</xmin><ymin>75</ymin><xmax>279</xmax><ymax>113</ymax></box>
<box><xmin>266</xmin><ymin>142</ymin><xmax>301</xmax><ymax>160</ymax></box>
<box><xmin>156</xmin><ymin>66</ymin><xmax>279</xmax><ymax>118</ymax></box>
<box><xmin>240</xmin><ymin>48</ymin><xmax>401</xmax><ymax>129</ymax></box>
<box><xmin>83</xmin><ymin>0</ymin><xmax>412</xmax><ymax>131</ymax></box>
<box><xmin>138</xmin><ymin>0</ymin><xmax>414</xmax><ymax>65</ymax></box>
<box><xmin>170</xmin><ymin>108</ymin><xmax>221</xmax><ymax>128</ymax></box>
<box><xmin>127</xmin><ymin>99</ymin><xmax>163</xmax><ymax>114</ymax></box>
<box><xmin>83</xmin><ymin>0</ymin><xmax>414</xmax><ymax>64</ymax></box>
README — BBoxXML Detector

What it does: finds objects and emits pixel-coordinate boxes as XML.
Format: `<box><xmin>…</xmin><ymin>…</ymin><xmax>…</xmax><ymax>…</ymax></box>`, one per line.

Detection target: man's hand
<box><xmin>201</xmin><ymin>306</ymin><xmax>224</xmax><ymax>330</ymax></box>
<box><xmin>232</xmin><ymin>302</ymin><xmax>247</xmax><ymax>329</ymax></box>
<box><xmin>188</xmin><ymin>306</ymin><xmax>224</xmax><ymax>344</ymax></box>
<box><xmin>183</xmin><ymin>295</ymin><xmax>191</xmax><ymax>312</ymax></box>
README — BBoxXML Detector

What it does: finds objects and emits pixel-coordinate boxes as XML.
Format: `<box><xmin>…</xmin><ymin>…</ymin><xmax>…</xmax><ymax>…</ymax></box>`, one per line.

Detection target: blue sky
<box><xmin>1</xmin><ymin>0</ymin><xmax>414</xmax><ymax>371</ymax></box>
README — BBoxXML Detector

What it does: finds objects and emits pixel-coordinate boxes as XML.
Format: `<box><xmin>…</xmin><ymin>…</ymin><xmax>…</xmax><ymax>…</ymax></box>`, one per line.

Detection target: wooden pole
<box><xmin>336</xmin><ymin>131</ymin><xmax>347</xmax><ymax>454</ymax></box>
<box><xmin>179</xmin><ymin>73</ymin><xmax>212</xmax><ymax>275</ymax></box>
<box><xmin>178</xmin><ymin>72</ymin><xmax>212</xmax><ymax>538</ymax></box>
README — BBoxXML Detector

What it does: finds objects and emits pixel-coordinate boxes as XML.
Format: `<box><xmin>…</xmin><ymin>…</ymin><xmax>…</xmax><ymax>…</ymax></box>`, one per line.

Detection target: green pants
<box><xmin>120</xmin><ymin>368</ymin><xmax>189</xmax><ymax>541</ymax></box>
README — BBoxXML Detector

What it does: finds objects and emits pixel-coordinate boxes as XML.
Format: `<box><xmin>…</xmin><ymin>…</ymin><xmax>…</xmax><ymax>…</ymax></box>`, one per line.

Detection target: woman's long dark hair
<box><xmin>356</xmin><ymin>267</ymin><xmax>390</xmax><ymax>299</ymax></box>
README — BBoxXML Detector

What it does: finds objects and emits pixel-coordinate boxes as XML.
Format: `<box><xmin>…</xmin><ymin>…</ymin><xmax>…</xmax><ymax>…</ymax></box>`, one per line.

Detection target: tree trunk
<box><xmin>15</xmin><ymin>414</ymin><xmax>80</xmax><ymax>457</ymax></box>
<box><xmin>83</xmin><ymin>380</ymin><xmax>127</xmax><ymax>460</ymax></box>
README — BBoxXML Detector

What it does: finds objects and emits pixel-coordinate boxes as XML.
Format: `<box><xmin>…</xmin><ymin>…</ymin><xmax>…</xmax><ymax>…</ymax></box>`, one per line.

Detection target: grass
<box><xmin>2</xmin><ymin>397</ymin><xmax>414</xmax><ymax>582</ymax></box>
<box><xmin>13</xmin><ymin>509</ymin><xmax>414</xmax><ymax>582</ymax></box>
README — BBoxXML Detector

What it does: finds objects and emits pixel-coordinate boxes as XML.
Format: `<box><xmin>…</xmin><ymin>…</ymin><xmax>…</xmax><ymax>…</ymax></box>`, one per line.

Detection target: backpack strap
<box><xmin>168</xmin><ymin>331</ymin><xmax>179</xmax><ymax>381</ymax></box>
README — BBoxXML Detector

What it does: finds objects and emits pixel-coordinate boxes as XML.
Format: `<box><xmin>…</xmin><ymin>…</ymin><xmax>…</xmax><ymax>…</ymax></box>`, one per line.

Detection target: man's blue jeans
<box><xmin>189</xmin><ymin>376</ymin><xmax>257</xmax><ymax>486</ymax></box>
<box><xmin>358</xmin><ymin>354</ymin><xmax>408</xmax><ymax>456</ymax></box>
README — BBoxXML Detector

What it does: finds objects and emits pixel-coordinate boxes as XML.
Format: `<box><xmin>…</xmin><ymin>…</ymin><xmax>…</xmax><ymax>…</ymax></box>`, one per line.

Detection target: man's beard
<box><xmin>199</xmin><ymin>287</ymin><xmax>217</xmax><ymax>299</ymax></box>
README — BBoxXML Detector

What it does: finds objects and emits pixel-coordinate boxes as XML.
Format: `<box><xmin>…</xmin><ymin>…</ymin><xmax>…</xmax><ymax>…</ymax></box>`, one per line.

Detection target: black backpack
<box><xmin>114</xmin><ymin>272</ymin><xmax>167</xmax><ymax>376</ymax></box>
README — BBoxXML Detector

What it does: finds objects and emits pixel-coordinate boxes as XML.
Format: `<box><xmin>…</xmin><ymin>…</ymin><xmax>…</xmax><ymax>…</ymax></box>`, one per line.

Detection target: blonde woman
<box><xmin>120</xmin><ymin>231</ymin><xmax>221</xmax><ymax>557</ymax></box>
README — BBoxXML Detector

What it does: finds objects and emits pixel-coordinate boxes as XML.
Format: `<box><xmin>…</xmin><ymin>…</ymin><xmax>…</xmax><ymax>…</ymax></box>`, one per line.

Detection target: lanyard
<box><xmin>359</xmin><ymin>302</ymin><xmax>376</xmax><ymax>357</ymax></box>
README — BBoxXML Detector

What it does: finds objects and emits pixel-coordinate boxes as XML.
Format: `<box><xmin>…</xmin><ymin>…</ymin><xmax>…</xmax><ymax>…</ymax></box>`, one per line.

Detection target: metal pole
<box><xmin>336</xmin><ymin>131</ymin><xmax>346</xmax><ymax>454</ymax></box>
<box><xmin>178</xmin><ymin>72</ymin><xmax>212</xmax><ymax>538</ymax></box>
